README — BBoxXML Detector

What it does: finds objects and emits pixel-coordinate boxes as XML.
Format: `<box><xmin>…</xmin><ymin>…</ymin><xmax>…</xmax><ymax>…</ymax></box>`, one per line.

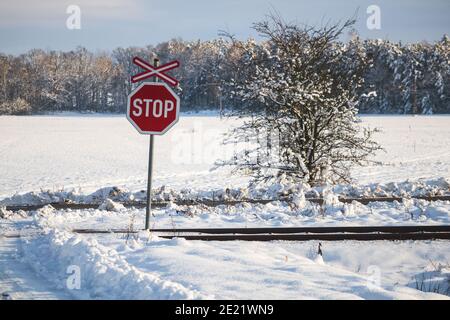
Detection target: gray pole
<box><xmin>145</xmin><ymin>57</ymin><xmax>159</xmax><ymax>230</ymax></box>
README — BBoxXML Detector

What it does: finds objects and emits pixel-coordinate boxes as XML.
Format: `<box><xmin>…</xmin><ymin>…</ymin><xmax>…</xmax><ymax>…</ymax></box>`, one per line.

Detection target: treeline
<box><xmin>0</xmin><ymin>35</ymin><xmax>448</xmax><ymax>115</ymax></box>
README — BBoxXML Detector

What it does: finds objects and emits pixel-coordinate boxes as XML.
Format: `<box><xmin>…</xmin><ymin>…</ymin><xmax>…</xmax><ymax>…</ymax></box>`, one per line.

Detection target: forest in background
<box><xmin>0</xmin><ymin>35</ymin><xmax>448</xmax><ymax>115</ymax></box>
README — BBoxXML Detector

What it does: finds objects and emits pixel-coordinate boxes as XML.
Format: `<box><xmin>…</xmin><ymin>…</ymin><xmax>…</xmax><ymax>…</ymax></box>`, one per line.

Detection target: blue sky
<box><xmin>0</xmin><ymin>0</ymin><xmax>449</xmax><ymax>54</ymax></box>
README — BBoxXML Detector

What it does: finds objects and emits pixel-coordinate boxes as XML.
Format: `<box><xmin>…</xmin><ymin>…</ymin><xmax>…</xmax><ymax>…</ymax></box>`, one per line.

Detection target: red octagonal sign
<box><xmin>127</xmin><ymin>82</ymin><xmax>180</xmax><ymax>135</ymax></box>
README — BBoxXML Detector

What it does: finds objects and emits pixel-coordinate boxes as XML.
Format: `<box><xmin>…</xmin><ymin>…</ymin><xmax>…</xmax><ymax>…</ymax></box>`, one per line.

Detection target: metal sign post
<box><xmin>145</xmin><ymin>58</ymin><xmax>158</xmax><ymax>230</ymax></box>
<box><xmin>145</xmin><ymin>135</ymin><xmax>154</xmax><ymax>229</ymax></box>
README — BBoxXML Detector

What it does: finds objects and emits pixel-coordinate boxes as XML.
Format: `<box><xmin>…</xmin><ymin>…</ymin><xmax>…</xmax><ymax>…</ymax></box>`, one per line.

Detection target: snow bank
<box><xmin>0</xmin><ymin>189</ymin><xmax>79</xmax><ymax>206</ymax></box>
<box><xmin>0</xmin><ymin>206</ymin><xmax>27</xmax><ymax>220</ymax></box>
<box><xmin>0</xmin><ymin>206</ymin><xmax>14</xmax><ymax>219</ymax></box>
<box><xmin>333</xmin><ymin>177</ymin><xmax>450</xmax><ymax>198</ymax></box>
<box><xmin>34</xmin><ymin>204</ymin><xmax>56</xmax><ymax>217</ymax></box>
<box><xmin>0</xmin><ymin>186</ymin><xmax>135</xmax><ymax>206</ymax></box>
<box><xmin>26</xmin><ymin>195</ymin><xmax>450</xmax><ymax>231</ymax></box>
<box><xmin>2</xmin><ymin>177</ymin><xmax>448</xmax><ymax>207</ymax></box>
<box><xmin>98</xmin><ymin>199</ymin><xmax>126</xmax><ymax>212</ymax></box>
<box><xmin>97</xmin><ymin>234</ymin><xmax>448</xmax><ymax>299</ymax></box>
<box><xmin>410</xmin><ymin>263</ymin><xmax>450</xmax><ymax>296</ymax></box>
<box><xmin>20</xmin><ymin>229</ymin><xmax>208</xmax><ymax>299</ymax></box>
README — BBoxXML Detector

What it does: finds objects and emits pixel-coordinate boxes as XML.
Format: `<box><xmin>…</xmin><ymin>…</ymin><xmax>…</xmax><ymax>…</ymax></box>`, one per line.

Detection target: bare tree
<box><xmin>224</xmin><ymin>15</ymin><xmax>382</xmax><ymax>185</ymax></box>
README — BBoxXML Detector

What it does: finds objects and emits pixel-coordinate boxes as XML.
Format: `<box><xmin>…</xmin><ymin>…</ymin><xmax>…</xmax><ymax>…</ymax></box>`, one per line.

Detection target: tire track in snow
<box><xmin>0</xmin><ymin>237</ymin><xmax>72</xmax><ymax>300</ymax></box>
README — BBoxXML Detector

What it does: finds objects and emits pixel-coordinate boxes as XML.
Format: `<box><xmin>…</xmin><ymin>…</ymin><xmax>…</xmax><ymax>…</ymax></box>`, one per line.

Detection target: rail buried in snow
<box><xmin>70</xmin><ymin>225</ymin><xmax>450</xmax><ymax>241</ymax></box>
<box><xmin>73</xmin><ymin>225</ymin><xmax>450</xmax><ymax>234</ymax></box>
<box><xmin>153</xmin><ymin>232</ymin><xmax>450</xmax><ymax>241</ymax></box>
<box><xmin>5</xmin><ymin>195</ymin><xmax>450</xmax><ymax>212</ymax></box>
<box><xmin>5</xmin><ymin>226</ymin><xmax>450</xmax><ymax>241</ymax></box>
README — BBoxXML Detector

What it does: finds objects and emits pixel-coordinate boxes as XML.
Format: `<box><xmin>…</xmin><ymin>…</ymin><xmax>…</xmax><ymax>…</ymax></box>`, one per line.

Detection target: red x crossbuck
<box><xmin>131</xmin><ymin>57</ymin><xmax>179</xmax><ymax>86</ymax></box>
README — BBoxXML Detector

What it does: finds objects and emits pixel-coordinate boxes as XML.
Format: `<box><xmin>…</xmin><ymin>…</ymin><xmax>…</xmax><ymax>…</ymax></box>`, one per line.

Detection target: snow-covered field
<box><xmin>1</xmin><ymin>114</ymin><xmax>450</xmax><ymax>300</ymax></box>
<box><xmin>1</xmin><ymin>115</ymin><xmax>450</xmax><ymax>199</ymax></box>
<box><xmin>0</xmin><ymin>114</ymin><xmax>244</xmax><ymax>199</ymax></box>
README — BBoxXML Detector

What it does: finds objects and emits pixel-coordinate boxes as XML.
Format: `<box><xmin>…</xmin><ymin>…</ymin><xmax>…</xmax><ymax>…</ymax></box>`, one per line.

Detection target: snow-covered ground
<box><xmin>16</xmin><ymin>228</ymin><xmax>450</xmax><ymax>300</ymax></box>
<box><xmin>0</xmin><ymin>236</ymin><xmax>72</xmax><ymax>300</ymax></box>
<box><xmin>0</xmin><ymin>114</ymin><xmax>243</xmax><ymax>199</ymax></box>
<box><xmin>1</xmin><ymin>115</ymin><xmax>450</xmax><ymax>199</ymax></box>
<box><xmin>6</xmin><ymin>197</ymin><xmax>447</xmax><ymax>231</ymax></box>
<box><xmin>1</xmin><ymin>212</ymin><xmax>449</xmax><ymax>300</ymax></box>
<box><xmin>1</xmin><ymin>114</ymin><xmax>450</xmax><ymax>299</ymax></box>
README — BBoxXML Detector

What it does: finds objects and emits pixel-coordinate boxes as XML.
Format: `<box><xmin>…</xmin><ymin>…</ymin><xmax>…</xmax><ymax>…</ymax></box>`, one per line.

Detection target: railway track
<box><xmin>71</xmin><ymin>225</ymin><xmax>450</xmax><ymax>241</ymax></box>
<box><xmin>4</xmin><ymin>225</ymin><xmax>450</xmax><ymax>241</ymax></box>
<box><xmin>4</xmin><ymin>194</ymin><xmax>450</xmax><ymax>212</ymax></box>
<box><xmin>4</xmin><ymin>196</ymin><xmax>450</xmax><ymax>241</ymax></box>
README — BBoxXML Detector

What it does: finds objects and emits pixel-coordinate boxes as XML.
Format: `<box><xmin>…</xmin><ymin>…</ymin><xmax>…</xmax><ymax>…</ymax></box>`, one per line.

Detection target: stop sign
<box><xmin>127</xmin><ymin>82</ymin><xmax>180</xmax><ymax>135</ymax></box>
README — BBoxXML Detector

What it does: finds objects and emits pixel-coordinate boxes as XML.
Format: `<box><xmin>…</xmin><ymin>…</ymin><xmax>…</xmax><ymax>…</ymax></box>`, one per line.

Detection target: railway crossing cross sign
<box><xmin>131</xmin><ymin>57</ymin><xmax>179</xmax><ymax>86</ymax></box>
<box><xmin>127</xmin><ymin>57</ymin><xmax>180</xmax><ymax>230</ymax></box>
